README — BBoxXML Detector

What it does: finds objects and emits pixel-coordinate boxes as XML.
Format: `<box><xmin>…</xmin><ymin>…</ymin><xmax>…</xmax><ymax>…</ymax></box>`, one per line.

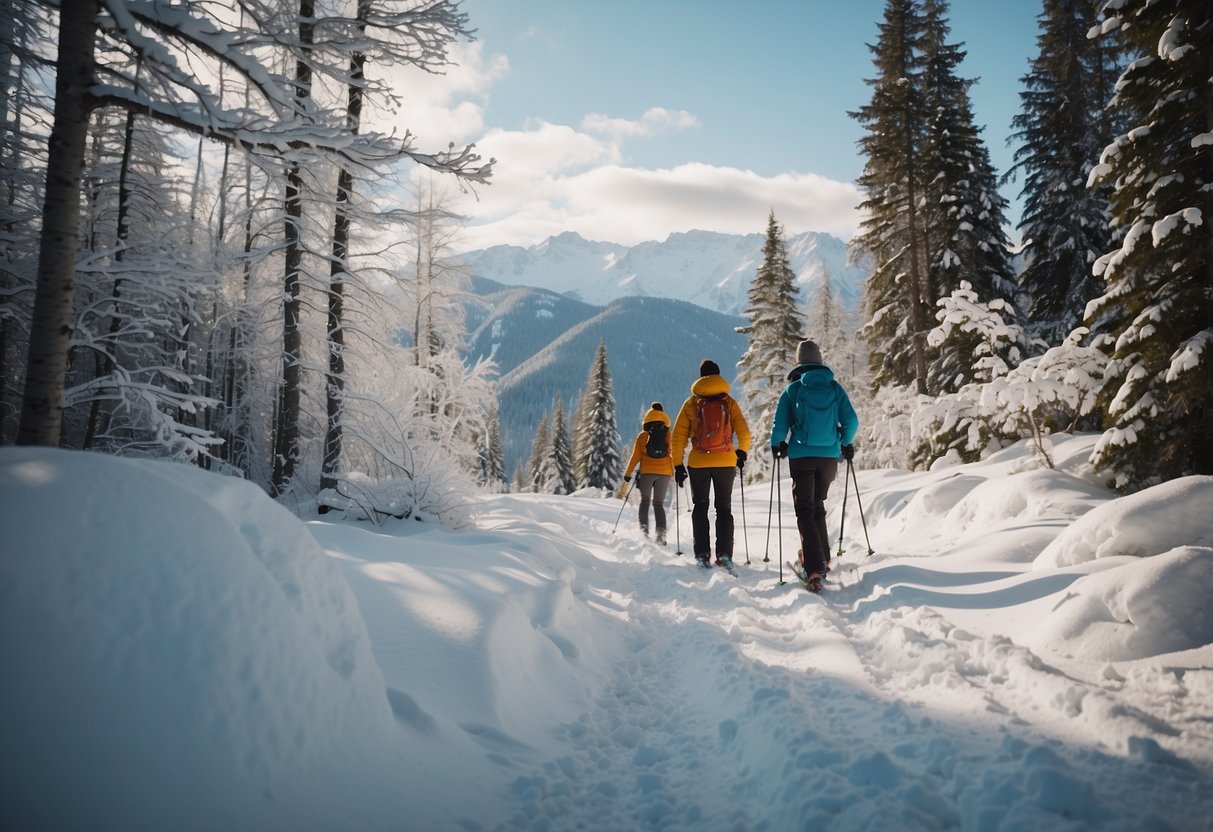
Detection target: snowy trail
<box><xmin>465</xmin><ymin>489</ymin><xmax>1212</xmax><ymax>832</ymax></box>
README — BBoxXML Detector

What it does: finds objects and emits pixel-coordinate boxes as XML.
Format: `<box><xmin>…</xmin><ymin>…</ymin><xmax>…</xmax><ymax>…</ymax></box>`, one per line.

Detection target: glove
<box><xmin>842</xmin><ymin>444</ymin><xmax>855</xmax><ymax>461</ymax></box>
<box><xmin>624</xmin><ymin>474</ymin><xmax>632</xmax><ymax>483</ymax></box>
<box><xmin>674</xmin><ymin>465</ymin><xmax>687</xmax><ymax>486</ymax></box>
<box><xmin>735</xmin><ymin>449</ymin><xmax>747</xmax><ymax>470</ymax></box>
<box><xmin>772</xmin><ymin>441</ymin><xmax>788</xmax><ymax>459</ymax></box>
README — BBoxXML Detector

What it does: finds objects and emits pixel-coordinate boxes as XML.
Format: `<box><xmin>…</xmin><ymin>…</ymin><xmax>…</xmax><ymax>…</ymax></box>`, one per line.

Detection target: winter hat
<box><xmin>651</xmin><ymin>402</ymin><xmax>664</xmax><ymax>411</ymax></box>
<box><xmin>699</xmin><ymin>359</ymin><xmax>721</xmax><ymax>377</ymax></box>
<box><xmin>796</xmin><ymin>339</ymin><xmax>823</xmax><ymax>365</ymax></box>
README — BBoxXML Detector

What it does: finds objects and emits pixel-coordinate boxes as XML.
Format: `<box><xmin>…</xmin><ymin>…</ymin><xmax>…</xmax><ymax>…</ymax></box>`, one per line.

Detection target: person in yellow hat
<box><xmin>622</xmin><ymin>402</ymin><xmax>675</xmax><ymax>544</ymax></box>
<box><xmin>670</xmin><ymin>360</ymin><xmax>751</xmax><ymax>568</ymax></box>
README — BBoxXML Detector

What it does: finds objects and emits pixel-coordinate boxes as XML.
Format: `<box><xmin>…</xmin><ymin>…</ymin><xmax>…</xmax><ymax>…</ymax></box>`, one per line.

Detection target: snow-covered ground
<box><xmin>3</xmin><ymin>435</ymin><xmax>1211</xmax><ymax>831</ymax></box>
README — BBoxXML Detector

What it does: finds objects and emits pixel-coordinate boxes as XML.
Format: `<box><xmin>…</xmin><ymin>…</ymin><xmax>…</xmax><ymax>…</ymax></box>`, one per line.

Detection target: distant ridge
<box><xmin>461</xmin><ymin>283</ymin><xmax>746</xmax><ymax>477</ymax></box>
<box><xmin>459</xmin><ymin>228</ymin><xmax>867</xmax><ymax>317</ymax></box>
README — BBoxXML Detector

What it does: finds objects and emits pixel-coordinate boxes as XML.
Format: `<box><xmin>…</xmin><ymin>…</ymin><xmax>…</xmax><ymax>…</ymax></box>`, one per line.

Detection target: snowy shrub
<box><xmin>927</xmin><ymin>281</ymin><xmax>1032</xmax><ymax>389</ymax></box>
<box><xmin>860</xmin><ymin>384</ymin><xmax>921</xmax><ymax>470</ymax></box>
<box><xmin>980</xmin><ymin>329</ymin><xmax>1110</xmax><ymax>468</ymax></box>
<box><xmin>871</xmin><ymin>329</ymin><xmax>1109</xmax><ymax>471</ymax></box>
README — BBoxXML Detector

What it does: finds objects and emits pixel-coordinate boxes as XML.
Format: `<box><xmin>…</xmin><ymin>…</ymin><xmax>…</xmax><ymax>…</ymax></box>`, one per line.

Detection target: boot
<box><xmin>639</xmin><ymin>522</ymin><xmax>650</xmax><ymax>538</ymax></box>
<box><xmin>655</xmin><ymin>527</ymin><xmax>667</xmax><ymax>545</ymax></box>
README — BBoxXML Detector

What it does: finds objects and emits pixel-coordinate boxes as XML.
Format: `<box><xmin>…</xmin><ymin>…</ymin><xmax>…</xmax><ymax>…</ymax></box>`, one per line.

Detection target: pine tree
<box><xmin>540</xmin><ymin>395</ymin><xmax>576</xmax><ymax>495</ymax></box>
<box><xmin>1085</xmin><ymin>1</ymin><xmax>1213</xmax><ymax>489</ymax></box>
<box><xmin>852</xmin><ymin>0</ymin><xmax>932</xmax><ymax>395</ymax></box>
<box><xmin>528</xmin><ymin>413</ymin><xmax>550</xmax><ymax>493</ymax></box>
<box><xmin>575</xmin><ymin>339</ymin><xmax>622</xmax><ymax>489</ymax></box>
<box><xmin>477</xmin><ymin>401</ymin><xmax>507</xmax><ymax>492</ymax></box>
<box><xmin>805</xmin><ymin>264</ymin><xmax>850</xmax><ymax>364</ymax></box>
<box><xmin>919</xmin><ymin>0</ymin><xmax>1019</xmax><ymax>393</ymax></box>
<box><xmin>736</xmin><ymin>210</ymin><xmax>804</xmax><ymax>476</ymax></box>
<box><xmin>1008</xmin><ymin>0</ymin><xmax>1116</xmax><ymax>345</ymax></box>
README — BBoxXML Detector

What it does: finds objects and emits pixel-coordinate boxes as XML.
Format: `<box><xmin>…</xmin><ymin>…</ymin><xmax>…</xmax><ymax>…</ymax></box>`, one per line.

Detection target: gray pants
<box><xmin>636</xmin><ymin>473</ymin><xmax>671</xmax><ymax>531</ymax></box>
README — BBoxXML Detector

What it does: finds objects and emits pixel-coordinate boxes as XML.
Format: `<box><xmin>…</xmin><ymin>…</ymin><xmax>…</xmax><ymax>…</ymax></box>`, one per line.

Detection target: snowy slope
<box><xmin>461</xmin><ymin>229</ymin><xmax>867</xmax><ymax>316</ymax></box>
<box><xmin>3</xmin><ymin>436</ymin><xmax>1211</xmax><ymax>830</ymax></box>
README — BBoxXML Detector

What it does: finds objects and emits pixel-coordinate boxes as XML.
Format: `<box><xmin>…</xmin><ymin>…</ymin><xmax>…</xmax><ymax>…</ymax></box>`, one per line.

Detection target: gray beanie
<box><xmin>796</xmin><ymin>339</ymin><xmax>823</xmax><ymax>365</ymax></box>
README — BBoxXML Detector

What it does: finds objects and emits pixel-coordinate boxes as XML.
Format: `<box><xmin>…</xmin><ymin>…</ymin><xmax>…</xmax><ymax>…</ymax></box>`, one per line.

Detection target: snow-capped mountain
<box><xmin>462</xmin><ymin>278</ymin><xmax>746</xmax><ymax>477</ymax></box>
<box><xmin>460</xmin><ymin>229</ymin><xmax>867</xmax><ymax>316</ymax></box>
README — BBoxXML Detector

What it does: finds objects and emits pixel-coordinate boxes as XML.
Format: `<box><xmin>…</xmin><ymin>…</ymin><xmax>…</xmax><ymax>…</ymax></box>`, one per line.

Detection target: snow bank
<box><xmin>1028</xmin><ymin>547</ymin><xmax>1213</xmax><ymax>660</ymax></box>
<box><xmin>853</xmin><ymin>439</ymin><xmax>1108</xmax><ymax>559</ymax></box>
<box><xmin>1034</xmin><ymin>475</ymin><xmax>1213</xmax><ymax>568</ymax></box>
<box><xmin>0</xmin><ymin>449</ymin><xmax>403</xmax><ymax>832</ymax></box>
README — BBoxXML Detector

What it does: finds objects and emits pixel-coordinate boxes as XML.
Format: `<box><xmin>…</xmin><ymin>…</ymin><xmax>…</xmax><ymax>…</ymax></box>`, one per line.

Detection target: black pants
<box><xmin>688</xmin><ymin>466</ymin><xmax>735</xmax><ymax>558</ymax></box>
<box><xmin>636</xmin><ymin>473</ymin><xmax>670</xmax><ymax>531</ymax></box>
<box><xmin>789</xmin><ymin>457</ymin><xmax>838</xmax><ymax>577</ymax></box>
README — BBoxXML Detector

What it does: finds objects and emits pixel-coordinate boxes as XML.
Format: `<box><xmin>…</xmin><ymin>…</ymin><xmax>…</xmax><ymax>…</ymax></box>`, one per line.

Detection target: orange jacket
<box><xmin>625</xmin><ymin>407</ymin><xmax>675</xmax><ymax>477</ymax></box>
<box><xmin>670</xmin><ymin>375</ymin><xmax>751</xmax><ymax>469</ymax></box>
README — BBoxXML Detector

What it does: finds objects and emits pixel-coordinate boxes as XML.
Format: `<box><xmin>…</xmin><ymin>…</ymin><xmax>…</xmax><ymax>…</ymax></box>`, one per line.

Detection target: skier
<box><xmin>622</xmin><ymin>402</ymin><xmax>674</xmax><ymax>544</ymax></box>
<box><xmin>770</xmin><ymin>339</ymin><xmax>859</xmax><ymax>592</ymax></box>
<box><xmin>670</xmin><ymin>359</ymin><xmax>752</xmax><ymax>569</ymax></box>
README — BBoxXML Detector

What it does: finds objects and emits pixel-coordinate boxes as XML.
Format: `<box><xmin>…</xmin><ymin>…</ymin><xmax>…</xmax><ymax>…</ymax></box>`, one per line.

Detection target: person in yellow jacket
<box><xmin>622</xmin><ymin>402</ymin><xmax>675</xmax><ymax>544</ymax></box>
<box><xmin>670</xmin><ymin>359</ymin><xmax>751</xmax><ymax>567</ymax></box>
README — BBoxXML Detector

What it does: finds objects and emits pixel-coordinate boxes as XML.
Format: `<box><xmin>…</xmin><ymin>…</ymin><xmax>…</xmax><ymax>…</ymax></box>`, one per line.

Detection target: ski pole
<box><xmin>739</xmin><ymin>465</ymin><xmax>751</xmax><ymax>565</ymax></box>
<box><xmin>674</xmin><ymin>477</ymin><xmax>683</xmax><ymax>555</ymax></box>
<box><xmin>611</xmin><ymin>479</ymin><xmax>634</xmax><ymax>533</ymax></box>
<box><xmin>776</xmin><ymin>455</ymin><xmax>785</xmax><ymax>585</ymax></box>
<box><xmin>836</xmin><ymin>454</ymin><xmax>850</xmax><ymax>562</ymax></box>
<box><xmin>849</xmin><ymin>458</ymin><xmax>874</xmax><ymax>556</ymax></box>
<box><xmin>763</xmin><ymin>459</ymin><xmax>776</xmax><ymax>563</ymax></box>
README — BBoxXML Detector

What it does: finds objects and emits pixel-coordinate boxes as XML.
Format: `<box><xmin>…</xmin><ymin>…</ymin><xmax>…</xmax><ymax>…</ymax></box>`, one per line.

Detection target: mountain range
<box><xmin>462</xmin><ymin>278</ymin><xmax>747</xmax><ymax>478</ymax></box>
<box><xmin>459</xmin><ymin>229</ymin><xmax>867</xmax><ymax>317</ymax></box>
<box><xmin>457</xmin><ymin>229</ymin><xmax>870</xmax><ymax>478</ymax></box>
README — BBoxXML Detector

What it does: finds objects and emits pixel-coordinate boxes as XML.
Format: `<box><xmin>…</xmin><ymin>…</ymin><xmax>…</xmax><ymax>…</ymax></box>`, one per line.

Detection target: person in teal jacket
<box><xmin>769</xmin><ymin>339</ymin><xmax>860</xmax><ymax>590</ymax></box>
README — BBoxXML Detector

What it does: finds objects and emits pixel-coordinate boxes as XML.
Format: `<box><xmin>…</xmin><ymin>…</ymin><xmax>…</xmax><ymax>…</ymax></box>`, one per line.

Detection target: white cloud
<box><xmin>383</xmin><ymin>42</ymin><xmax>862</xmax><ymax>252</ymax></box>
<box><xmin>365</xmin><ymin>41</ymin><xmax>507</xmax><ymax>147</ymax></box>
<box><xmin>450</xmin><ymin>129</ymin><xmax>863</xmax><ymax>251</ymax></box>
<box><xmin>580</xmin><ymin>107</ymin><xmax>700</xmax><ymax>140</ymax></box>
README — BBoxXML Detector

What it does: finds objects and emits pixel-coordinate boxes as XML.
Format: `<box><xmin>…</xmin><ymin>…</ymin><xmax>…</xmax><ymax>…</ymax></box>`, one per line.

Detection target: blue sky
<box><xmin>391</xmin><ymin>0</ymin><xmax>1044</xmax><ymax>251</ymax></box>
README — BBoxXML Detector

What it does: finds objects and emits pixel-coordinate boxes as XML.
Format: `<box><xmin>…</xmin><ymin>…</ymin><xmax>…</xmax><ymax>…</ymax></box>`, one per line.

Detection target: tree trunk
<box><xmin>271</xmin><ymin>0</ymin><xmax>314</xmax><ymax>495</ymax></box>
<box><xmin>320</xmin><ymin>0</ymin><xmax>368</xmax><ymax>504</ymax></box>
<box><xmin>17</xmin><ymin>0</ymin><xmax>98</xmax><ymax>446</ymax></box>
<box><xmin>83</xmin><ymin>107</ymin><xmax>136</xmax><ymax>449</ymax></box>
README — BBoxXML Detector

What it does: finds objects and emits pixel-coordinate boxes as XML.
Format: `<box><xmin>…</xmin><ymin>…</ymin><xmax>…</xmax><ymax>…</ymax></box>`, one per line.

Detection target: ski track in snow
<box><xmin>476</xmin><ymin>493</ymin><xmax>1212</xmax><ymax>832</ymax></box>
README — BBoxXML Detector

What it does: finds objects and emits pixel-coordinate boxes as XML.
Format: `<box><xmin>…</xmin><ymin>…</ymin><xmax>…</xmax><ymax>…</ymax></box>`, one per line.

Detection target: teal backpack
<box><xmin>790</xmin><ymin>383</ymin><xmax>840</xmax><ymax>449</ymax></box>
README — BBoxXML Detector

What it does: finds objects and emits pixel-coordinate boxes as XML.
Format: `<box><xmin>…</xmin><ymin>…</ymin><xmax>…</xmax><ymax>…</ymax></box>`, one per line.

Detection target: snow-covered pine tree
<box><xmin>1007</xmin><ymin>0</ymin><xmax>1117</xmax><ymax>346</ymax></box>
<box><xmin>927</xmin><ymin>282</ymin><xmax>1031</xmax><ymax>386</ymax></box>
<box><xmin>1085</xmin><ymin>0</ymin><xmax>1213</xmax><ymax>489</ymax></box>
<box><xmin>575</xmin><ymin>339</ymin><xmax>622</xmax><ymax>490</ymax></box>
<box><xmin>528</xmin><ymin>412</ymin><xmax>550</xmax><ymax>493</ymax></box>
<box><xmin>485</xmin><ymin>401</ymin><xmax>507</xmax><ymax>491</ymax></box>
<box><xmin>852</xmin><ymin>0</ymin><xmax>933</xmax><ymax>395</ymax></box>
<box><xmin>539</xmin><ymin>395</ymin><xmax>575</xmax><ymax>495</ymax></box>
<box><xmin>570</xmin><ymin>386</ymin><xmax>591</xmax><ymax>487</ymax></box>
<box><xmin>805</xmin><ymin>264</ymin><xmax>850</xmax><ymax>366</ymax></box>
<box><xmin>919</xmin><ymin>0</ymin><xmax>1018</xmax><ymax>393</ymax></box>
<box><xmin>736</xmin><ymin>210</ymin><xmax>804</xmax><ymax>479</ymax></box>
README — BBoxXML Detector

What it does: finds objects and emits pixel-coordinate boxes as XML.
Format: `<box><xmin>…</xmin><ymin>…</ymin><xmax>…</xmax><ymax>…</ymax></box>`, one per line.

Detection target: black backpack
<box><xmin>644</xmin><ymin>422</ymin><xmax>669</xmax><ymax>459</ymax></box>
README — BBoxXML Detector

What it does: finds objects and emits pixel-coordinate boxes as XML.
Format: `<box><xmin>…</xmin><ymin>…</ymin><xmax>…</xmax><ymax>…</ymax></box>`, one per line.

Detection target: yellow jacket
<box><xmin>624</xmin><ymin>407</ymin><xmax>675</xmax><ymax>477</ymax></box>
<box><xmin>671</xmin><ymin>375</ymin><xmax>751</xmax><ymax>469</ymax></box>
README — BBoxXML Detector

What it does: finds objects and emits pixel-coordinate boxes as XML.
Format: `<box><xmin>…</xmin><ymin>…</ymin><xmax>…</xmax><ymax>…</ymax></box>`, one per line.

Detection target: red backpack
<box><xmin>693</xmin><ymin>396</ymin><xmax>733</xmax><ymax>454</ymax></box>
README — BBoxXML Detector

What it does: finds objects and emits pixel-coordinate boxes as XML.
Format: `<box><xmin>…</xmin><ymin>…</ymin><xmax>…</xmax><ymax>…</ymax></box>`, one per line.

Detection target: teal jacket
<box><xmin>770</xmin><ymin>363</ymin><xmax>859</xmax><ymax>459</ymax></box>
